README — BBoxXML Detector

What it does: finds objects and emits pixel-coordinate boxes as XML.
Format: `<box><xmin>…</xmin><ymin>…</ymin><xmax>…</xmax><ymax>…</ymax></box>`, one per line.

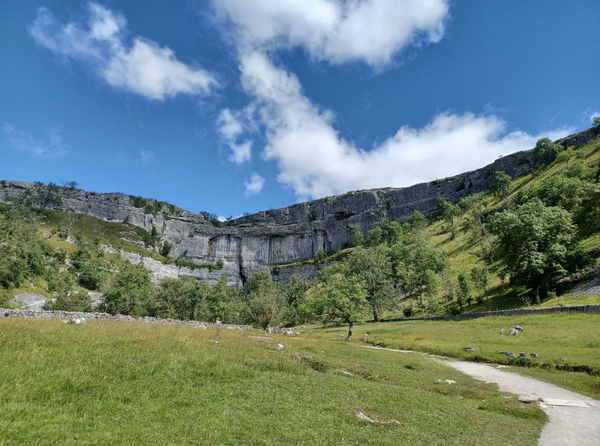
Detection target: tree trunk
<box><xmin>347</xmin><ymin>321</ymin><xmax>354</xmax><ymax>341</ymax></box>
<box><xmin>372</xmin><ymin>309</ymin><xmax>379</xmax><ymax>322</ymax></box>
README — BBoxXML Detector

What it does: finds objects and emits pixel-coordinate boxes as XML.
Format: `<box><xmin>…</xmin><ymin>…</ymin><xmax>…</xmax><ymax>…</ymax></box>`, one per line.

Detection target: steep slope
<box><xmin>1</xmin><ymin>127</ymin><xmax>597</xmax><ymax>286</ymax></box>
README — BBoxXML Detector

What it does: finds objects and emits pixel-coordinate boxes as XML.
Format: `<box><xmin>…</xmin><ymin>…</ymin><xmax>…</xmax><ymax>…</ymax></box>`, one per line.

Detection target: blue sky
<box><xmin>1</xmin><ymin>1</ymin><xmax>599</xmax><ymax>218</ymax></box>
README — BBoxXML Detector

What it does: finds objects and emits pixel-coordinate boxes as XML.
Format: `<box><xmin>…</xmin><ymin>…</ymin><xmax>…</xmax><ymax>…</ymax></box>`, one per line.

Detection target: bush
<box><xmin>533</xmin><ymin>138</ymin><xmax>563</xmax><ymax>168</ymax></box>
<box><xmin>161</xmin><ymin>241</ymin><xmax>173</xmax><ymax>257</ymax></box>
<box><xmin>48</xmin><ymin>291</ymin><xmax>92</xmax><ymax>312</ymax></box>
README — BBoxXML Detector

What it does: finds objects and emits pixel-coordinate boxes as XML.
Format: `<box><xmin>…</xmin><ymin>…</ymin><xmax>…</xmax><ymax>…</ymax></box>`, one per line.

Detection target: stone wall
<box><xmin>0</xmin><ymin>307</ymin><xmax>252</xmax><ymax>330</ymax></box>
<box><xmin>1</xmin><ymin>126</ymin><xmax>598</xmax><ymax>286</ymax></box>
<box><xmin>388</xmin><ymin>304</ymin><xmax>600</xmax><ymax>322</ymax></box>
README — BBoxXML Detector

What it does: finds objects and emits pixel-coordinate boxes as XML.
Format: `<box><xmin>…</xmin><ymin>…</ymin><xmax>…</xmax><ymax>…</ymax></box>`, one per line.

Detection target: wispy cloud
<box><xmin>2</xmin><ymin>122</ymin><xmax>68</xmax><ymax>158</ymax></box>
<box><xmin>28</xmin><ymin>2</ymin><xmax>218</xmax><ymax>100</ymax></box>
<box><xmin>139</xmin><ymin>149</ymin><xmax>155</xmax><ymax>165</ymax></box>
<box><xmin>244</xmin><ymin>173</ymin><xmax>265</xmax><ymax>196</ymax></box>
<box><xmin>217</xmin><ymin>109</ymin><xmax>252</xmax><ymax>163</ymax></box>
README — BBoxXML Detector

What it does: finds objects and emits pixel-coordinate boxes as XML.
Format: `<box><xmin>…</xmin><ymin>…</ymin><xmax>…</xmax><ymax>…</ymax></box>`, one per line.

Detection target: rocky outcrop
<box><xmin>2</xmin><ymin>127</ymin><xmax>598</xmax><ymax>286</ymax></box>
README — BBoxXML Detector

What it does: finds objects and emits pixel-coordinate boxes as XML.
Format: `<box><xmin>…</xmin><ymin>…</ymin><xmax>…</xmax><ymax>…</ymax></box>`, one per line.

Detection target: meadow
<box><xmin>0</xmin><ymin>318</ymin><xmax>547</xmax><ymax>445</ymax></box>
<box><xmin>301</xmin><ymin>313</ymin><xmax>600</xmax><ymax>399</ymax></box>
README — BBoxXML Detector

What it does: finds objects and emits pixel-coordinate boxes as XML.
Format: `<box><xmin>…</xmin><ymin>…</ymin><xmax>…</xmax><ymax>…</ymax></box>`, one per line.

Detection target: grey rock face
<box><xmin>1</xmin><ymin>127</ymin><xmax>597</xmax><ymax>287</ymax></box>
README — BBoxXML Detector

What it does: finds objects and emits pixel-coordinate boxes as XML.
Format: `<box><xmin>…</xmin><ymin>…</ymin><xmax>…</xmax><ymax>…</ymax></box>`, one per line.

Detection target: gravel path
<box><xmin>449</xmin><ymin>362</ymin><xmax>600</xmax><ymax>446</ymax></box>
<box><xmin>364</xmin><ymin>346</ymin><xmax>600</xmax><ymax>445</ymax></box>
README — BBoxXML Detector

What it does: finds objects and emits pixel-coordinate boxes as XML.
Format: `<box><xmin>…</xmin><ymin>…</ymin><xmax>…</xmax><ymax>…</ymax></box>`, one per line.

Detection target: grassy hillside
<box><xmin>0</xmin><ymin>318</ymin><xmax>547</xmax><ymax>445</ymax></box>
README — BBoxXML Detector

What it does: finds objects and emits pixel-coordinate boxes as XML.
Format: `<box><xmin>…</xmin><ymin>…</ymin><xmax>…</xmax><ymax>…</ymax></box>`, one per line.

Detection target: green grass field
<box><xmin>300</xmin><ymin>313</ymin><xmax>600</xmax><ymax>399</ymax></box>
<box><xmin>0</xmin><ymin>318</ymin><xmax>547</xmax><ymax>445</ymax></box>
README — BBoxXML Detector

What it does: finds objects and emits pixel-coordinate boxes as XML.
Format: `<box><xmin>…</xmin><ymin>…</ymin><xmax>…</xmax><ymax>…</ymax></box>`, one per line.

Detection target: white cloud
<box><xmin>238</xmin><ymin>53</ymin><xmax>573</xmax><ymax>200</ymax></box>
<box><xmin>244</xmin><ymin>173</ymin><xmax>265</xmax><ymax>196</ymax></box>
<box><xmin>28</xmin><ymin>3</ymin><xmax>218</xmax><ymax>100</ymax></box>
<box><xmin>213</xmin><ymin>0</ymin><xmax>449</xmax><ymax>68</ymax></box>
<box><xmin>217</xmin><ymin>109</ymin><xmax>252</xmax><ymax>163</ymax></box>
<box><xmin>586</xmin><ymin>110</ymin><xmax>600</xmax><ymax>126</ymax></box>
<box><xmin>2</xmin><ymin>122</ymin><xmax>68</xmax><ymax>158</ymax></box>
<box><xmin>139</xmin><ymin>149</ymin><xmax>155</xmax><ymax>165</ymax></box>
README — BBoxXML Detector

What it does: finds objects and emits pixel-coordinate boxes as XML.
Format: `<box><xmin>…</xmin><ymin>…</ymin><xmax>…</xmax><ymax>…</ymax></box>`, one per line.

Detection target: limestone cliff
<box><xmin>1</xmin><ymin>127</ymin><xmax>597</xmax><ymax>286</ymax></box>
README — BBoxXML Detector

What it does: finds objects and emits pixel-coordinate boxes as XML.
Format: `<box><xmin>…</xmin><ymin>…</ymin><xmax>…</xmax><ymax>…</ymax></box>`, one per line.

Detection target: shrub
<box><xmin>533</xmin><ymin>138</ymin><xmax>563</xmax><ymax>168</ymax></box>
<box><xmin>161</xmin><ymin>241</ymin><xmax>173</xmax><ymax>257</ymax></box>
<box><xmin>129</xmin><ymin>196</ymin><xmax>147</xmax><ymax>208</ymax></box>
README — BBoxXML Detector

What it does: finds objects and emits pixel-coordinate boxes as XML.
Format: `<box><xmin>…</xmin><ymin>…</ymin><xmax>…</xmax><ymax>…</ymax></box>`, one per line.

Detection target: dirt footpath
<box><xmin>449</xmin><ymin>362</ymin><xmax>600</xmax><ymax>446</ymax></box>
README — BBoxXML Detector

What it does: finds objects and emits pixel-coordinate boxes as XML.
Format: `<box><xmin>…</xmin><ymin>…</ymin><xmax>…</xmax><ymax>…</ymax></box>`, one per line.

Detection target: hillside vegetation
<box><xmin>1</xmin><ymin>134</ymin><xmax>600</xmax><ymax>327</ymax></box>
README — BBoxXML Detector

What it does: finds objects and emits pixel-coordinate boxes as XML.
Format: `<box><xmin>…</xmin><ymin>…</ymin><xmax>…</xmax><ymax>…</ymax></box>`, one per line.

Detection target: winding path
<box><xmin>364</xmin><ymin>346</ymin><xmax>600</xmax><ymax>445</ymax></box>
<box><xmin>449</xmin><ymin>362</ymin><xmax>600</xmax><ymax>446</ymax></box>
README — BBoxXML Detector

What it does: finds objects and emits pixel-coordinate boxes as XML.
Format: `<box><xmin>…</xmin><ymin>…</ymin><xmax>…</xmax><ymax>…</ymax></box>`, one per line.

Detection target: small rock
<box><xmin>500</xmin><ymin>329</ymin><xmax>505</xmax><ymax>334</ymax></box>
<box><xmin>338</xmin><ymin>334</ymin><xmax>345</xmax><ymax>338</ymax></box>
<box><xmin>214</xmin><ymin>341</ymin><xmax>219</xmax><ymax>345</ymax></box>
<box><xmin>508</xmin><ymin>328</ymin><xmax>518</xmax><ymax>336</ymax></box>
<box><xmin>518</xmin><ymin>394</ymin><xmax>541</xmax><ymax>403</ymax></box>
<box><xmin>338</xmin><ymin>368</ymin><xmax>353</xmax><ymax>376</ymax></box>
<box><xmin>463</xmin><ymin>347</ymin><xmax>475</xmax><ymax>351</ymax></box>
<box><xmin>74</xmin><ymin>318</ymin><xmax>82</xmax><ymax>325</ymax></box>
<box><xmin>387</xmin><ymin>419</ymin><xmax>401</xmax><ymax>425</ymax></box>
<box><xmin>531</xmin><ymin>353</ymin><xmax>541</xmax><ymax>358</ymax></box>
<box><xmin>519</xmin><ymin>352</ymin><xmax>530</xmax><ymax>359</ymax></box>
<box><xmin>500</xmin><ymin>351</ymin><xmax>517</xmax><ymax>357</ymax></box>
<box><xmin>560</xmin><ymin>358</ymin><xmax>566</xmax><ymax>362</ymax></box>
<box><xmin>356</xmin><ymin>412</ymin><xmax>375</xmax><ymax>423</ymax></box>
<box><xmin>515</xmin><ymin>326</ymin><xmax>524</xmax><ymax>332</ymax></box>
<box><xmin>296</xmin><ymin>332</ymin><xmax>300</xmax><ymax>336</ymax></box>
<box><xmin>435</xmin><ymin>379</ymin><xmax>456</xmax><ymax>384</ymax></box>
<box><xmin>285</xmin><ymin>330</ymin><xmax>294</xmax><ymax>336</ymax></box>
<box><xmin>195</xmin><ymin>325</ymin><xmax>207</xmax><ymax>329</ymax></box>
<box><xmin>276</xmin><ymin>343</ymin><xmax>284</xmax><ymax>350</ymax></box>
<box><xmin>301</xmin><ymin>326</ymin><xmax>306</xmax><ymax>329</ymax></box>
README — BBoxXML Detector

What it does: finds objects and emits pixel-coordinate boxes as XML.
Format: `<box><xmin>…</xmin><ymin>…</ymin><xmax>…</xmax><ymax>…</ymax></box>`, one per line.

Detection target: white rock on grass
<box><xmin>276</xmin><ymin>343</ymin><xmax>284</xmax><ymax>350</ymax></box>
<box><xmin>356</xmin><ymin>412</ymin><xmax>375</xmax><ymax>423</ymax></box>
<box><xmin>435</xmin><ymin>379</ymin><xmax>456</xmax><ymax>384</ymax></box>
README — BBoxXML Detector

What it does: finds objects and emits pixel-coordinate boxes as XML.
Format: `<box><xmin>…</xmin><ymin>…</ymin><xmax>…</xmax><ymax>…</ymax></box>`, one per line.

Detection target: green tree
<box><xmin>489</xmin><ymin>199</ymin><xmax>592</xmax><ymax>294</ymax></box>
<box><xmin>153</xmin><ymin>276</ymin><xmax>210</xmax><ymax>320</ymax></box>
<box><xmin>490</xmin><ymin>171</ymin><xmax>512</xmax><ymax>199</ymax></box>
<box><xmin>438</xmin><ymin>196</ymin><xmax>461</xmax><ymax>238</ymax></box>
<box><xmin>22</xmin><ymin>181</ymin><xmax>63</xmax><ymax>211</ymax></box>
<box><xmin>530</xmin><ymin>175</ymin><xmax>595</xmax><ymax>215</ymax></box>
<box><xmin>470</xmin><ymin>265</ymin><xmax>489</xmax><ymax>302</ymax></box>
<box><xmin>47</xmin><ymin>290</ymin><xmax>92</xmax><ymax>312</ymax></box>
<box><xmin>0</xmin><ymin>204</ymin><xmax>47</xmax><ymax>288</ymax></box>
<box><xmin>351</xmin><ymin>226</ymin><xmax>364</xmax><ymax>246</ymax></box>
<box><xmin>282</xmin><ymin>274</ymin><xmax>312</xmax><ymax>326</ymax></box>
<box><xmin>533</xmin><ymin>138</ymin><xmax>563</xmax><ymax>168</ymax></box>
<box><xmin>347</xmin><ymin>246</ymin><xmax>396</xmax><ymax>321</ymax></box>
<box><xmin>593</xmin><ymin>116</ymin><xmax>600</xmax><ymax>128</ymax></box>
<box><xmin>382</xmin><ymin>220</ymin><xmax>403</xmax><ymax>246</ymax></box>
<box><xmin>206</xmin><ymin>276</ymin><xmax>231</xmax><ymax>322</ymax></box>
<box><xmin>242</xmin><ymin>271</ymin><xmax>285</xmax><ymax>328</ymax></box>
<box><xmin>457</xmin><ymin>273</ymin><xmax>473</xmax><ymax>306</ymax></box>
<box><xmin>409</xmin><ymin>210</ymin><xmax>428</xmax><ymax>232</ymax></box>
<box><xmin>103</xmin><ymin>267</ymin><xmax>153</xmax><ymax>316</ymax></box>
<box><xmin>306</xmin><ymin>264</ymin><xmax>368</xmax><ymax>340</ymax></box>
<box><xmin>364</xmin><ymin>226</ymin><xmax>383</xmax><ymax>247</ymax></box>
<box><xmin>388</xmin><ymin>232</ymin><xmax>449</xmax><ymax>304</ymax></box>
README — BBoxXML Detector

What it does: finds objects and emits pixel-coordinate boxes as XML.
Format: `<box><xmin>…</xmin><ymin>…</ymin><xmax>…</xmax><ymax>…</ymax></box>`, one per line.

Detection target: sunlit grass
<box><xmin>301</xmin><ymin>312</ymin><xmax>600</xmax><ymax>399</ymax></box>
<box><xmin>0</xmin><ymin>319</ymin><xmax>546</xmax><ymax>445</ymax></box>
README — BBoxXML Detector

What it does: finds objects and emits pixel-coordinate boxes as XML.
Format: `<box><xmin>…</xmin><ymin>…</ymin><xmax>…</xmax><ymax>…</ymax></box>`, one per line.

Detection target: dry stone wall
<box><xmin>1</xmin><ymin>127</ymin><xmax>598</xmax><ymax>287</ymax></box>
